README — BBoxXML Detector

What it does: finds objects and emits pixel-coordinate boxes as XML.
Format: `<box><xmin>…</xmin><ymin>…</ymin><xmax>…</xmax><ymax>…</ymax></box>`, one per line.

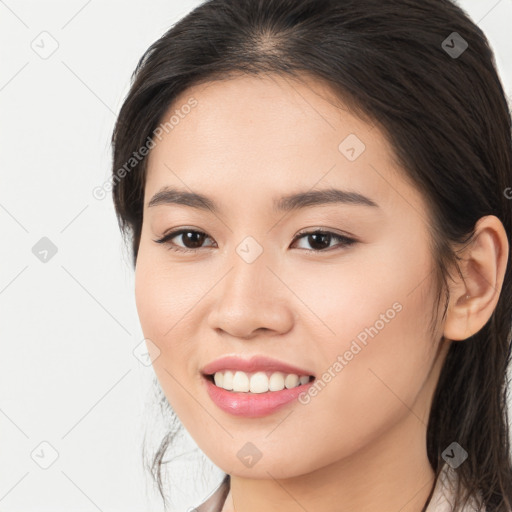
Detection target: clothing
<box><xmin>193</xmin><ymin>462</ymin><xmax>485</xmax><ymax>512</ymax></box>
<box><xmin>424</xmin><ymin>463</ymin><xmax>485</xmax><ymax>512</ymax></box>
<box><xmin>194</xmin><ymin>474</ymin><xmax>230</xmax><ymax>512</ymax></box>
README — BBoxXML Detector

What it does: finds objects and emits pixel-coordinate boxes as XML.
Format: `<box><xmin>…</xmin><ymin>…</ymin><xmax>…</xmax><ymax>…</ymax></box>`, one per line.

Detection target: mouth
<box><xmin>202</xmin><ymin>370</ymin><xmax>316</xmax><ymax>394</ymax></box>
<box><xmin>200</xmin><ymin>354</ymin><xmax>316</xmax><ymax>394</ymax></box>
<box><xmin>201</xmin><ymin>369</ymin><xmax>316</xmax><ymax>417</ymax></box>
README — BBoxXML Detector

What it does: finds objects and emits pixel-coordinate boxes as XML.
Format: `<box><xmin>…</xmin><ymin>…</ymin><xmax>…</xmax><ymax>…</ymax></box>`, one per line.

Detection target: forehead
<box><xmin>144</xmin><ymin>73</ymin><xmax>423</xmax><ymax>218</ymax></box>
<box><xmin>147</xmin><ymin>72</ymin><xmax>378</xmax><ymax>164</ymax></box>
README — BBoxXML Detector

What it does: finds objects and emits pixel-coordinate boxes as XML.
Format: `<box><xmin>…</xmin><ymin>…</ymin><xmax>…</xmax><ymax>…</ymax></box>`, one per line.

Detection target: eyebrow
<box><xmin>147</xmin><ymin>186</ymin><xmax>379</xmax><ymax>213</ymax></box>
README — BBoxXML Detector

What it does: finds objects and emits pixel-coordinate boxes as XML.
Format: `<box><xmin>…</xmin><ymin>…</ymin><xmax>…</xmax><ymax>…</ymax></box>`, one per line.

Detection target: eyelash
<box><xmin>153</xmin><ymin>228</ymin><xmax>357</xmax><ymax>254</ymax></box>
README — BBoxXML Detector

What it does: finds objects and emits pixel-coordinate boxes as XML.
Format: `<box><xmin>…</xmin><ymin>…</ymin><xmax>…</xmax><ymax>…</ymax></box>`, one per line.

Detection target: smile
<box><xmin>207</xmin><ymin>370</ymin><xmax>312</xmax><ymax>393</ymax></box>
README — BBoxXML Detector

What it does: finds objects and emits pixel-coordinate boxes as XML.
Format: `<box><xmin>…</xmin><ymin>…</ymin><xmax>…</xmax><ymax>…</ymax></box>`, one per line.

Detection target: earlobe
<box><xmin>442</xmin><ymin>215</ymin><xmax>509</xmax><ymax>342</ymax></box>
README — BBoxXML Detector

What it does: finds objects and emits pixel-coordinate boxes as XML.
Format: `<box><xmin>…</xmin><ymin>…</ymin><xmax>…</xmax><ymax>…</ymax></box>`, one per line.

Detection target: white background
<box><xmin>1</xmin><ymin>1</ymin><xmax>511</xmax><ymax>511</ymax></box>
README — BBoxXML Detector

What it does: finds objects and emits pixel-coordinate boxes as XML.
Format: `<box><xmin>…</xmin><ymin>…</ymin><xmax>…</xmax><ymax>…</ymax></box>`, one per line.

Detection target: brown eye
<box><xmin>291</xmin><ymin>230</ymin><xmax>356</xmax><ymax>252</ymax></box>
<box><xmin>304</xmin><ymin>232</ymin><xmax>332</xmax><ymax>250</ymax></box>
<box><xmin>154</xmin><ymin>229</ymin><xmax>215</xmax><ymax>253</ymax></box>
<box><xmin>177</xmin><ymin>230</ymin><xmax>208</xmax><ymax>249</ymax></box>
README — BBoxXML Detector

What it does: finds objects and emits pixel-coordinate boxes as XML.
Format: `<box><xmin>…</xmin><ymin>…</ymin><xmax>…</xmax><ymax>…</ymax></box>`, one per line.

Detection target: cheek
<box><xmin>288</xmin><ymin>234</ymin><xmax>434</xmax><ymax>348</ymax></box>
<box><xmin>134</xmin><ymin>250</ymin><xmax>207</xmax><ymax>419</ymax></box>
<box><xmin>134</xmin><ymin>248</ymin><xmax>198</xmax><ymax>380</ymax></box>
<box><xmin>289</xmin><ymin>242</ymin><xmax>437</xmax><ymax>449</ymax></box>
<box><xmin>296</xmin><ymin>304</ymin><xmax>437</xmax><ymax>473</ymax></box>
<box><xmin>134</xmin><ymin>246</ymin><xmax>206</xmax><ymax>338</ymax></box>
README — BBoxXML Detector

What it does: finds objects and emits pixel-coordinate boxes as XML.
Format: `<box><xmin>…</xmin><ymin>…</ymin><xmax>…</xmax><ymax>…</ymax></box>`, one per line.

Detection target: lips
<box><xmin>201</xmin><ymin>355</ymin><xmax>315</xmax><ymax>377</ymax></box>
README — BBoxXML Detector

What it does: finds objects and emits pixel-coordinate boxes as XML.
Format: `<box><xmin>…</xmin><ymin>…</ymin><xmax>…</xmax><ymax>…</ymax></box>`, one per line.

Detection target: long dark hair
<box><xmin>111</xmin><ymin>0</ymin><xmax>512</xmax><ymax>510</ymax></box>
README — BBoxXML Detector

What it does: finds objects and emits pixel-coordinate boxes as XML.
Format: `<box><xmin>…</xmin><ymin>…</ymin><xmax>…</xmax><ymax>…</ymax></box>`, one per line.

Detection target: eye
<box><xmin>291</xmin><ymin>229</ymin><xmax>357</xmax><ymax>252</ymax></box>
<box><xmin>153</xmin><ymin>229</ymin><xmax>216</xmax><ymax>253</ymax></box>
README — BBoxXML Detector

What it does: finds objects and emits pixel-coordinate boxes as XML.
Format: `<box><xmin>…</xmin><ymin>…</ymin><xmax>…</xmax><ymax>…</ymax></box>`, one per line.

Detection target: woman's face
<box><xmin>135</xmin><ymin>73</ymin><xmax>447</xmax><ymax>479</ymax></box>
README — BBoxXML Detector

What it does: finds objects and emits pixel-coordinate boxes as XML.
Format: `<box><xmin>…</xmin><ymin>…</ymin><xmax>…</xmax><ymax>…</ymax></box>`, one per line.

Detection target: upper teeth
<box><xmin>213</xmin><ymin>370</ymin><xmax>311</xmax><ymax>393</ymax></box>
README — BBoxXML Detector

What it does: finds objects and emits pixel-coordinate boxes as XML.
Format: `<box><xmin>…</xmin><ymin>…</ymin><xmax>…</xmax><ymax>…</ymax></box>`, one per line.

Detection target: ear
<box><xmin>443</xmin><ymin>215</ymin><xmax>509</xmax><ymax>341</ymax></box>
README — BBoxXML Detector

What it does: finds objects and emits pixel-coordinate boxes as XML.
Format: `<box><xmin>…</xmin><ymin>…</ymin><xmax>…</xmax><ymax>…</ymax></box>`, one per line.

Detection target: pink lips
<box><xmin>200</xmin><ymin>355</ymin><xmax>315</xmax><ymax>418</ymax></box>
<box><xmin>201</xmin><ymin>355</ymin><xmax>314</xmax><ymax>377</ymax></box>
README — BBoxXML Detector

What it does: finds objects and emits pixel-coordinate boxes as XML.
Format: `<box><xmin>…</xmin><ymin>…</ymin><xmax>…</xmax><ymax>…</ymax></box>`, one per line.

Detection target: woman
<box><xmin>111</xmin><ymin>0</ymin><xmax>512</xmax><ymax>510</ymax></box>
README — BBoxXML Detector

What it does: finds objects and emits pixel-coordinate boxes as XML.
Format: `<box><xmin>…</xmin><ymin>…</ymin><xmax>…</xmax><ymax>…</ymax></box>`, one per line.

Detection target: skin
<box><xmin>134</xmin><ymin>73</ymin><xmax>509</xmax><ymax>512</ymax></box>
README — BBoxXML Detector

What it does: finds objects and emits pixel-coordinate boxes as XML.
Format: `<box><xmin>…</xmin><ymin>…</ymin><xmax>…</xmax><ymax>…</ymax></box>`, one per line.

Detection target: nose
<box><xmin>207</xmin><ymin>249</ymin><xmax>296</xmax><ymax>339</ymax></box>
